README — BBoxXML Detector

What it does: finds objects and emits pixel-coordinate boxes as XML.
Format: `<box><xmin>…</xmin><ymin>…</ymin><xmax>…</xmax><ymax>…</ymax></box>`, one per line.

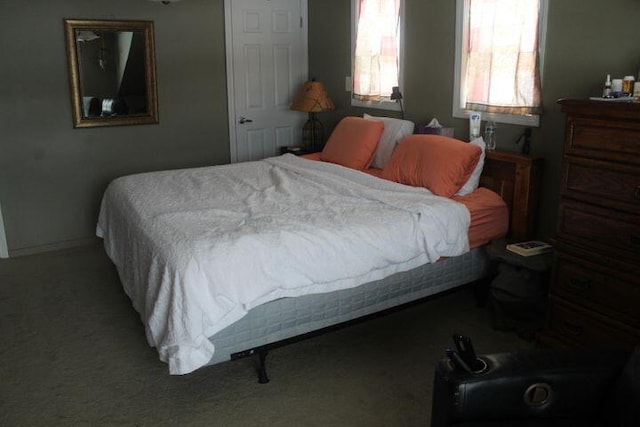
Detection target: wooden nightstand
<box><xmin>280</xmin><ymin>145</ymin><xmax>316</xmax><ymax>156</ymax></box>
<box><xmin>479</xmin><ymin>150</ymin><xmax>543</xmax><ymax>241</ymax></box>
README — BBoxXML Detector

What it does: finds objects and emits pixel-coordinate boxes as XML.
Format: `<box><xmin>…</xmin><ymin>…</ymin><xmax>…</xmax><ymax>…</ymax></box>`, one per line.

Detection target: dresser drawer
<box><xmin>558</xmin><ymin>199</ymin><xmax>640</xmax><ymax>258</ymax></box>
<box><xmin>553</xmin><ymin>253</ymin><xmax>640</xmax><ymax>328</ymax></box>
<box><xmin>562</xmin><ymin>156</ymin><xmax>640</xmax><ymax>214</ymax></box>
<box><xmin>546</xmin><ymin>297</ymin><xmax>640</xmax><ymax>348</ymax></box>
<box><xmin>567</xmin><ymin>120</ymin><xmax>640</xmax><ymax>164</ymax></box>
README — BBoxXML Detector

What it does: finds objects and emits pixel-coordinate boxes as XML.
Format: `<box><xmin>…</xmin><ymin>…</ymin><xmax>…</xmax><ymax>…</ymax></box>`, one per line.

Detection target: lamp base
<box><xmin>301</xmin><ymin>112</ymin><xmax>325</xmax><ymax>152</ymax></box>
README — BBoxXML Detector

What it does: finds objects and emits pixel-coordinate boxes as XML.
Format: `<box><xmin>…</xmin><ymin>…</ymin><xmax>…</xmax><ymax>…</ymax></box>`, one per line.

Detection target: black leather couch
<box><xmin>431</xmin><ymin>346</ymin><xmax>639</xmax><ymax>427</ymax></box>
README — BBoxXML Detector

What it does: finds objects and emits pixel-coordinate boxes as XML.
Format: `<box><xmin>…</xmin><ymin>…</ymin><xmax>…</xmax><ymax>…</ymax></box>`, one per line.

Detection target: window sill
<box><xmin>453</xmin><ymin>106</ymin><xmax>540</xmax><ymax>127</ymax></box>
<box><xmin>351</xmin><ymin>98</ymin><xmax>401</xmax><ymax>112</ymax></box>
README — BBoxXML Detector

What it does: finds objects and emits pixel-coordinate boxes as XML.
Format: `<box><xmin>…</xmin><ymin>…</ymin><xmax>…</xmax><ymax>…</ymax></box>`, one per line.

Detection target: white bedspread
<box><xmin>97</xmin><ymin>154</ymin><xmax>470</xmax><ymax>374</ymax></box>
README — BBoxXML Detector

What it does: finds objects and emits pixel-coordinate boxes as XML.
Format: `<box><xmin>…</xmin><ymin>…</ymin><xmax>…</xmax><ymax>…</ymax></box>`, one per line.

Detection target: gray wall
<box><xmin>0</xmin><ymin>0</ymin><xmax>229</xmax><ymax>255</ymax></box>
<box><xmin>309</xmin><ymin>0</ymin><xmax>640</xmax><ymax>239</ymax></box>
<box><xmin>1</xmin><ymin>0</ymin><xmax>639</xmax><ymax>255</ymax></box>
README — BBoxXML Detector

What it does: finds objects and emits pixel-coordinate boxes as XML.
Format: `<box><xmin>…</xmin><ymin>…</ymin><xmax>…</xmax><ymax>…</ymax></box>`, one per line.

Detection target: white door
<box><xmin>225</xmin><ymin>0</ymin><xmax>308</xmax><ymax>163</ymax></box>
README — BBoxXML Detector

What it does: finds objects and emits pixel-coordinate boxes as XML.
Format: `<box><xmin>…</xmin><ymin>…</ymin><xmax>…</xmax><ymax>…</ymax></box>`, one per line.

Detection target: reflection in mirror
<box><xmin>64</xmin><ymin>19</ymin><xmax>158</xmax><ymax>128</ymax></box>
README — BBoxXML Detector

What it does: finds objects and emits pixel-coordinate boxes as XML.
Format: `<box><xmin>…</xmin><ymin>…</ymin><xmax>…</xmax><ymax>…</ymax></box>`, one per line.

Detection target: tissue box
<box><xmin>416</xmin><ymin>124</ymin><xmax>454</xmax><ymax>138</ymax></box>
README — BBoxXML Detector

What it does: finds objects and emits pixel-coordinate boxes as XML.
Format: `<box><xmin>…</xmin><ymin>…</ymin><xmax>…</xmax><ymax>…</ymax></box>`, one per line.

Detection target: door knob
<box><xmin>239</xmin><ymin>117</ymin><xmax>253</xmax><ymax>124</ymax></box>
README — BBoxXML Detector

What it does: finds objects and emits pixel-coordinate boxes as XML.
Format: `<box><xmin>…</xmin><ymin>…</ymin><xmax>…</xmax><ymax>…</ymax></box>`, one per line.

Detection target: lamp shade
<box><xmin>291</xmin><ymin>80</ymin><xmax>335</xmax><ymax>113</ymax></box>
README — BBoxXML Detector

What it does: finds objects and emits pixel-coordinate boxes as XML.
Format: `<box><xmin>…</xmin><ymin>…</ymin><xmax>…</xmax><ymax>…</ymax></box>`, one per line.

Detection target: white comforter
<box><xmin>97</xmin><ymin>154</ymin><xmax>470</xmax><ymax>374</ymax></box>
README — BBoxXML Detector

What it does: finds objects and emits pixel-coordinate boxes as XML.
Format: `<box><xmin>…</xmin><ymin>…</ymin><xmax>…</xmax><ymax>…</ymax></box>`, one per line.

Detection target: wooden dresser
<box><xmin>540</xmin><ymin>99</ymin><xmax>640</xmax><ymax>348</ymax></box>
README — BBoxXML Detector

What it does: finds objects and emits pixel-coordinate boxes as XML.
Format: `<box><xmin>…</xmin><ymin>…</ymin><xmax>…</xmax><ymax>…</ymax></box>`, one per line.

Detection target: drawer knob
<box><xmin>635</xmin><ymin>185</ymin><xmax>640</xmax><ymax>200</ymax></box>
<box><xmin>562</xmin><ymin>321</ymin><xmax>583</xmax><ymax>337</ymax></box>
<box><xmin>567</xmin><ymin>278</ymin><xmax>591</xmax><ymax>294</ymax></box>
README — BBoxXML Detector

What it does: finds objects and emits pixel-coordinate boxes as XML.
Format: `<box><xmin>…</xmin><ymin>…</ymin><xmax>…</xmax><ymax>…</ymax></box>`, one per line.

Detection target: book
<box><xmin>506</xmin><ymin>240</ymin><xmax>553</xmax><ymax>257</ymax></box>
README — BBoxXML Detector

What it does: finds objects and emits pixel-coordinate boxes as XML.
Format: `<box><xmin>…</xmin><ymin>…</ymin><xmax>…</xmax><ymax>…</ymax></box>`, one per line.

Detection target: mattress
<box><xmin>303</xmin><ymin>153</ymin><xmax>509</xmax><ymax>249</ymax></box>
<box><xmin>98</xmin><ymin>154</ymin><xmax>507</xmax><ymax>374</ymax></box>
<box><xmin>453</xmin><ymin>188</ymin><xmax>508</xmax><ymax>249</ymax></box>
<box><xmin>205</xmin><ymin>159</ymin><xmax>506</xmax><ymax>367</ymax></box>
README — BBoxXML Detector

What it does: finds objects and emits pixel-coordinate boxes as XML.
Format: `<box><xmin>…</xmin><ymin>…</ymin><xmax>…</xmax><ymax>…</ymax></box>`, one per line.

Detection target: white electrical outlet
<box><xmin>345</xmin><ymin>76</ymin><xmax>352</xmax><ymax>92</ymax></box>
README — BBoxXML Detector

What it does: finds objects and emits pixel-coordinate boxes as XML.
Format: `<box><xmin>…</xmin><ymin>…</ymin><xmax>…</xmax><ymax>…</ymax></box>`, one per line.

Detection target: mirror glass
<box><xmin>64</xmin><ymin>19</ymin><xmax>158</xmax><ymax>128</ymax></box>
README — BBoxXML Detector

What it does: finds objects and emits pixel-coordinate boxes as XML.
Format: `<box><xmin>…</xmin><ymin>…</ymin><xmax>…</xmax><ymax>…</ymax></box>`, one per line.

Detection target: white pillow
<box><xmin>363</xmin><ymin>113</ymin><xmax>415</xmax><ymax>169</ymax></box>
<box><xmin>456</xmin><ymin>137</ymin><xmax>486</xmax><ymax>196</ymax></box>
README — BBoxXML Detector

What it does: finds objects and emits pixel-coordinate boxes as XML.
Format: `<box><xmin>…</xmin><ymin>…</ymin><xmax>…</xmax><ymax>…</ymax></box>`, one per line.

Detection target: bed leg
<box><xmin>257</xmin><ymin>348</ymin><xmax>270</xmax><ymax>384</ymax></box>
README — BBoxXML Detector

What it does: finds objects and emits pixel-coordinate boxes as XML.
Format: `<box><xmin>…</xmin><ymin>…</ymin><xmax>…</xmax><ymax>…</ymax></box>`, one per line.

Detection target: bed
<box><xmin>97</xmin><ymin>116</ymin><xmax>515</xmax><ymax>378</ymax></box>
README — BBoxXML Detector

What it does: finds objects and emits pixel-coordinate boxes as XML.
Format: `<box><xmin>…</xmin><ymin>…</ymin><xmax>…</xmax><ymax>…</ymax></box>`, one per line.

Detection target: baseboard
<box><xmin>8</xmin><ymin>237</ymin><xmax>101</xmax><ymax>258</ymax></box>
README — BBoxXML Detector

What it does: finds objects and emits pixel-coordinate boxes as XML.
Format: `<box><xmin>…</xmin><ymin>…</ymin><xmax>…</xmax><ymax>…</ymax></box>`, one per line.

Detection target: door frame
<box><xmin>224</xmin><ymin>0</ymin><xmax>309</xmax><ymax>163</ymax></box>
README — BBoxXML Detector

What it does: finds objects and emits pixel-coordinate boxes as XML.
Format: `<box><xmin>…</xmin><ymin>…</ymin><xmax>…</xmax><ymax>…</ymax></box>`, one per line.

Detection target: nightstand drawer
<box><xmin>553</xmin><ymin>253</ymin><xmax>640</xmax><ymax>328</ymax></box>
<box><xmin>557</xmin><ymin>199</ymin><xmax>640</xmax><ymax>258</ymax></box>
<box><xmin>546</xmin><ymin>297</ymin><xmax>640</xmax><ymax>348</ymax></box>
<box><xmin>562</xmin><ymin>157</ymin><xmax>640</xmax><ymax>213</ymax></box>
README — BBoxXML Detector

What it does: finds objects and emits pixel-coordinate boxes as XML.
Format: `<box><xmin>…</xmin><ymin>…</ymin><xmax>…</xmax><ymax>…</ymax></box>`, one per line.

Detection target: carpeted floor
<box><xmin>0</xmin><ymin>243</ymin><xmax>532</xmax><ymax>426</ymax></box>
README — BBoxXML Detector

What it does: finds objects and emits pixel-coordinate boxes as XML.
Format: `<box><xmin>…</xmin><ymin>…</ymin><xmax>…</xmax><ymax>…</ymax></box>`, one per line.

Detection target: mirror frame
<box><xmin>64</xmin><ymin>19</ymin><xmax>159</xmax><ymax>128</ymax></box>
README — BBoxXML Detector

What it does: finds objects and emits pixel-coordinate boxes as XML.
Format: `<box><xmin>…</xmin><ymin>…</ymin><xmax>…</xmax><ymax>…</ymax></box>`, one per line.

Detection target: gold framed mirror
<box><xmin>64</xmin><ymin>19</ymin><xmax>158</xmax><ymax>128</ymax></box>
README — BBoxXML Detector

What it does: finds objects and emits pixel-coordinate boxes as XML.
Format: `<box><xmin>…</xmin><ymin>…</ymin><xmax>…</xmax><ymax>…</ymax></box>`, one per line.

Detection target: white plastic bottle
<box><xmin>469</xmin><ymin>112</ymin><xmax>482</xmax><ymax>140</ymax></box>
<box><xmin>484</xmin><ymin>121</ymin><xmax>497</xmax><ymax>151</ymax></box>
<box><xmin>603</xmin><ymin>74</ymin><xmax>612</xmax><ymax>98</ymax></box>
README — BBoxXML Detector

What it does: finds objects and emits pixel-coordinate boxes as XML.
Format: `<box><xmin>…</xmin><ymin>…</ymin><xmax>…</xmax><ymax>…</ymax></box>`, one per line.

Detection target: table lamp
<box><xmin>290</xmin><ymin>79</ymin><xmax>335</xmax><ymax>151</ymax></box>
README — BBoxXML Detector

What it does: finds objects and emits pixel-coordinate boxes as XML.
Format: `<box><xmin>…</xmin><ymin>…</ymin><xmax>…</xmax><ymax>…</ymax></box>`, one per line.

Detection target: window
<box><xmin>453</xmin><ymin>0</ymin><xmax>548</xmax><ymax>126</ymax></box>
<box><xmin>351</xmin><ymin>0</ymin><xmax>404</xmax><ymax>111</ymax></box>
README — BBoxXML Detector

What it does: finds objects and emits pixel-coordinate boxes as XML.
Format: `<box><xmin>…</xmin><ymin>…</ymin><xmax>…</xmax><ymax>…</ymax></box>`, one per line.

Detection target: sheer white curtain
<box><xmin>353</xmin><ymin>0</ymin><xmax>401</xmax><ymax>102</ymax></box>
<box><xmin>464</xmin><ymin>0</ymin><xmax>542</xmax><ymax>115</ymax></box>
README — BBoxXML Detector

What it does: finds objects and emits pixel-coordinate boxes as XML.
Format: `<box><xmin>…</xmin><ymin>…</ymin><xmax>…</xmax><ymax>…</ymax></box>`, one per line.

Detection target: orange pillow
<box><xmin>320</xmin><ymin>117</ymin><xmax>384</xmax><ymax>170</ymax></box>
<box><xmin>381</xmin><ymin>134</ymin><xmax>482</xmax><ymax>197</ymax></box>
